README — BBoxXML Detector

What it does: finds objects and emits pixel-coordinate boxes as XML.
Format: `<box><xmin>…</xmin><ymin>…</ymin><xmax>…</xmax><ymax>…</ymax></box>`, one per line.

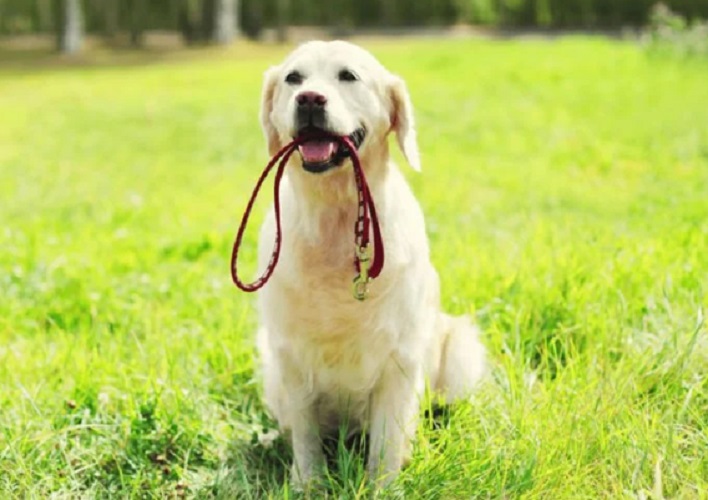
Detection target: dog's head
<box><xmin>260</xmin><ymin>41</ymin><xmax>420</xmax><ymax>175</ymax></box>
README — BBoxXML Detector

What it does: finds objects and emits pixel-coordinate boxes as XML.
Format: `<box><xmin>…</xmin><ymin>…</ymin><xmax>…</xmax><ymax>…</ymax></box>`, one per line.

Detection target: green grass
<box><xmin>1</xmin><ymin>37</ymin><xmax>708</xmax><ymax>498</ymax></box>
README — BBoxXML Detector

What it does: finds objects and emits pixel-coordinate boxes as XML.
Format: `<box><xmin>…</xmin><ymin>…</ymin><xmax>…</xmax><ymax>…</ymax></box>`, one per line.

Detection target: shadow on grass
<box><xmin>213</xmin><ymin>432</ymin><xmax>292</xmax><ymax>498</ymax></box>
<box><xmin>207</xmin><ymin>405</ymin><xmax>455</xmax><ymax>498</ymax></box>
<box><xmin>209</xmin><ymin>430</ymin><xmax>374</xmax><ymax>498</ymax></box>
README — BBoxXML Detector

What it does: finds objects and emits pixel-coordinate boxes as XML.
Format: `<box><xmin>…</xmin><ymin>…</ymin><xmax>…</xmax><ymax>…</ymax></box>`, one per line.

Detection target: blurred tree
<box><xmin>240</xmin><ymin>0</ymin><xmax>264</xmax><ymax>39</ymax></box>
<box><xmin>126</xmin><ymin>0</ymin><xmax>145</xmax><ymax>46</ymax></box>
<box><xmin>33</xmin><ymin>0</ymin><xmax>53</xmax><ymax>31</ymax></box>
<box><xmin>56</xmin><ymin>0</ymin><xmax>83</xmax><ymax>53</ymax></box>
<box><xmin>179</xmin><ymin>0</ymin><xmax>201</xmax><ymax>44</ymax></box>
<box><xmin>2</xmin><ymin>0</ymin><xmax>708</xmax><ymax>37</ymax></box>
<box><xmin>212</xmin><ymin>0</ymin><xmax>238</xmax><ymax>43</ymax></box>
<box><xmin>535</xmin><ymin>0</ymin><xmax>551</xmax><ymax>26</ymax></box>
<box><xmin>455</xmin><ymin>0</ymin><xmax>499</xmax><ymax>24</ymax></box>
<box><xmin>178</xmin><ymin>0</ymin><xmax>239</xmax><ymax>44</ymax></box>
<box><xmin>102</xmin><ymin>0</ymin><xmax>118</xmax><ymax>38</ymax></box>
<box><xmin>328</xmin><ymin>0</ymin><xmax>353</xmax><ymax>36</ymax></box>
<box><xmin>275</xmin><ymin>0</ymin><xmax>288</xmax><ymax>42</ymax></box>
<box><xmin>201</xmin><ymin>0</ymin><xmax>214</xmax><ymax>38</ymax></box>
<box><xmin>381</xmin><ymin>0</ymin><xmax>397</xmax><ymax>26</ymax></box>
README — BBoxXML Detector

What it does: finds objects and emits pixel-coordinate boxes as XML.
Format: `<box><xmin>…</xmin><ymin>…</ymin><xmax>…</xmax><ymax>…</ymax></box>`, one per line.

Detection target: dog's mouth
<box><xmin>295</xmin><ymin>126</ymin><xmax>366</xmax><ymax>174</ymax></box>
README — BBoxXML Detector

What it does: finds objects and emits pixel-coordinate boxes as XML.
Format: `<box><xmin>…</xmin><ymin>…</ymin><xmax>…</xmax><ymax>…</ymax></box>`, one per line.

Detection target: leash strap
<box><xmin>343</xmin><ymin>135</ymin><xmax>384</xmax><ymax>299</ymax></box>
<box><xmin>230</xmin><ymin>134</ymin><xmax>384</xmax><ymax>300</ymax></box>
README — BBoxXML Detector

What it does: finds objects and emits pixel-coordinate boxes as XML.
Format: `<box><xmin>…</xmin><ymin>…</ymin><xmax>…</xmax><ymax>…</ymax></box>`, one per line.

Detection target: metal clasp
<box><xmin>352</xmin><ymin>244</ymin><xmax>371</xmax><ymax>301</ymax></box>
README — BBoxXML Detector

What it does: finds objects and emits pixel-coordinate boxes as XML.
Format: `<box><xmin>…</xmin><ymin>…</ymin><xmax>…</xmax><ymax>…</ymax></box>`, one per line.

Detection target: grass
<box><xmin>1</xmin><ymin>37</ymin><xmax>707</xmax><ymax>498</ymax></box>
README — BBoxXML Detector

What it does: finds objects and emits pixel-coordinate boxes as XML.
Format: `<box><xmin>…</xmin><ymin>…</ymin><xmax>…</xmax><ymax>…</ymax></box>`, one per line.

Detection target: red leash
<box><xmin>230</xmin><ymin>134</ymin><xmax>384</xmax><ymax>301</ymax></box>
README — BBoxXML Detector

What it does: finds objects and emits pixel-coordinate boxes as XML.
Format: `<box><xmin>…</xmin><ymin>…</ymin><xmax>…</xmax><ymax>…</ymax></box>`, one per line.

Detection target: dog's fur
<box><xmin>254</xmin><ymin>40</ymin><xmax>486</xmax><ymax>487</ymax></box>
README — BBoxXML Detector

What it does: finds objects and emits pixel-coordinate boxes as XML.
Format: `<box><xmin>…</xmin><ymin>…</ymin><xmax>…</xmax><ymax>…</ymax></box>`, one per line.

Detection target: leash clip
<box><xmin>352</xmin><ymin>244</ymin><xmax>371</xmax><ymax>301</ymax></box>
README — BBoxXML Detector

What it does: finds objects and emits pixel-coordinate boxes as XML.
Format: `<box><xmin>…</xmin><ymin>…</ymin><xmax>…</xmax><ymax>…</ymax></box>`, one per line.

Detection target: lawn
<box><xmin>1</xmin><ymin>37</ymin><xmax>707</xmax><ymax>498</ymax></box>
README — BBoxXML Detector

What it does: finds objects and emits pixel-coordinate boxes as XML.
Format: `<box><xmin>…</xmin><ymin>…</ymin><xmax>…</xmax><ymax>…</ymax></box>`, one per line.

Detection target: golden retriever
<box><xmin>254</xmin><ymin>40</ymin><xmax>486</xmax><ymax>488</ymax></box>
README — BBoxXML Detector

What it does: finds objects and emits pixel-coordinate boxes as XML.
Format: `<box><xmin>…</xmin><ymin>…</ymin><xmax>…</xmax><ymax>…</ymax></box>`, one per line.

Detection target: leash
<box><xmin>230</xmin><ymin>134</ymin><xmax>384</xmax><ymax>301</ymax></box>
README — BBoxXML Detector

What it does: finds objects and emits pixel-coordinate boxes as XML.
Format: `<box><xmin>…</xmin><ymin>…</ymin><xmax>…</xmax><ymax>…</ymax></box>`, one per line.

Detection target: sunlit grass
<box><xmin>1</xmin><ymin>38</ymin><xmax>707</xmax><ymax>498</ymax></box>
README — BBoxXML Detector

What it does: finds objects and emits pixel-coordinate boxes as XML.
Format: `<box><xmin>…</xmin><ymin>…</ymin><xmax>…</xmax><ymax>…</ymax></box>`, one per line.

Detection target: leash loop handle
<box><xmin>230</xmin><ymin>141</ymin><xmax>297</xmax><ymax>292</ymax></box>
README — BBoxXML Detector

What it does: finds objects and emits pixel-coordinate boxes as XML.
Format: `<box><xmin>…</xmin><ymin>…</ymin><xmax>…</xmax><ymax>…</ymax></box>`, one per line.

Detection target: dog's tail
<box><xmin>434</xmin><ymin>313</ymin><xmax>487</xmax><ymax>403</ymax></box>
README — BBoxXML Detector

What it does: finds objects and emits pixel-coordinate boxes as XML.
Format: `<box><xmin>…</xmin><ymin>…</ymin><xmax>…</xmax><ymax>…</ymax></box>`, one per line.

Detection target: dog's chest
<box><xmin>276</xmin><ymin>254</ymin><xmax>399</xmax><ymax>416</ymax></box>
<box><xmin>293</xmin><ymin>330</ymin><xmax>393</xmax><ymax>429</ymax></box>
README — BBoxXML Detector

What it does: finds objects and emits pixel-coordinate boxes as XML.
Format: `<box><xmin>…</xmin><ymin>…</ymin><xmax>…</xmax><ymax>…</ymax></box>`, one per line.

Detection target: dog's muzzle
<box><xmin>294</xmin><ymin>91</ymin><xmax>366</xmax><ymax>174</ymax></box>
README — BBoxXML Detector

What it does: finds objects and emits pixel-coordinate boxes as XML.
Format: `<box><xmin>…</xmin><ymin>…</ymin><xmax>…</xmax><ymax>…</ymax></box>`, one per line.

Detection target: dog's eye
<box><xmin>338</xmin><ymin>69</ymin><xmax>359</xmax><ymax>82</ymax></box>
<box><xmin>285</xmin><ymin>71</ymin><xmax>303</xmax><ymax>85</ymax></box>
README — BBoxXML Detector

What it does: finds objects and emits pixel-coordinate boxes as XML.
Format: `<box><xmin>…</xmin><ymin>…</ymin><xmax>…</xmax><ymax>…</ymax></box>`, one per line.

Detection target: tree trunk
<box><xmin>212</xmin><ymin>0</ymin><xmax>238</xmax><ymax>44</ymax></box>
<box><xmin>56</xmin><ymin>0</ymin><xmax>83</xmax><ymax>54</ymax></box>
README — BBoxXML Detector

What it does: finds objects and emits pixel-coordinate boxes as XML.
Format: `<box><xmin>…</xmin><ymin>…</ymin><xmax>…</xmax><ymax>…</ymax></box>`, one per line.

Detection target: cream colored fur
<box><xmin>254</xmin><ymin>40</ymin><xmax>486</xmax><ymax>487</ymax></box>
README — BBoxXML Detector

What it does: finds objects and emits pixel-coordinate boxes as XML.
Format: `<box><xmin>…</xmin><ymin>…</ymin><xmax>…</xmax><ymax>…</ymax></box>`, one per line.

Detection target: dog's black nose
<box><xmin>296</xmin><ymin>91</ymin><xmax>328</xmax><ymax>130</ymax></box>
<box><xmin>296</xmin><ymin>91</ymin><xmax>327</xmax><ymax>107</ymax></box>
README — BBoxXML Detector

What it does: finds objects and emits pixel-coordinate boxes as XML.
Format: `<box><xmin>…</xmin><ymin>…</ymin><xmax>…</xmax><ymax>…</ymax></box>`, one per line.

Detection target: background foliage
<box><xmin>2</xmin><ymin>0</ymin><xmax>708</xmax><ymax>37</ymax></box>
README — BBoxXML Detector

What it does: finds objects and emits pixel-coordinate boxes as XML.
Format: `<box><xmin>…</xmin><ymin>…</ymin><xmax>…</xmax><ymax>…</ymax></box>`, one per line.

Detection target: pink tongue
<box><xmin>298</xmin><ymin>140</ymin><xmax>338</xmax><ymax>163</ymax></box>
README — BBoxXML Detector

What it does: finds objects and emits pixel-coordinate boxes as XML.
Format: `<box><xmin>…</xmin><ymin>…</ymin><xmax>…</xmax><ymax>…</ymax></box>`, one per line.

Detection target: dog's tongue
<box><xmin>298</xmin><ymin>140</ymin><xmax>338</xmax><ymax>164</ymax></box>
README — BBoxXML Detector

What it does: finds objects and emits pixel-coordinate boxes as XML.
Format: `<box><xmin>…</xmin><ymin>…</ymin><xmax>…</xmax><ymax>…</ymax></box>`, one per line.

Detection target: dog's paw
<box><xmin>367</xmin><ymin>459</ymin><xmax>401</xmax><ymax>491</ymax></box>
<box><xmin>289</xmin><ymin>462</ymin><xmax>321</xmax><ymax>493</ymax></box>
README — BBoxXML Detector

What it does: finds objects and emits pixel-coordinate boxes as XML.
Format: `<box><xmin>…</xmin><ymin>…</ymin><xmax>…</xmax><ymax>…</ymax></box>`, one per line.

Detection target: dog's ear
<box><xmin>260</xmin><ymin>66</ymin><xmax>281</xmax><ymax>156</ymax></box>
<box><xmin>388</xmin><ymin>76</ymin><xmax>421</xmax><ymax>171</ymax></box>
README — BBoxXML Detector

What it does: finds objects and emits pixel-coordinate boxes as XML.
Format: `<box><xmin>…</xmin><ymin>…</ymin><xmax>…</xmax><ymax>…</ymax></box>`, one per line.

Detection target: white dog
<box><xmin>253</xmin><ymin>40</ymin><xmax>486</xmax><ymax>487</ymax></box>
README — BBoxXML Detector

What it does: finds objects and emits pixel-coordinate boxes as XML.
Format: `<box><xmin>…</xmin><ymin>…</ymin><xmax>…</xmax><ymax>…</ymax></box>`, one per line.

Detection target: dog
<box><xmin>254</xmin><ymin>40</ymin><xmax>486</xmax><ymax>487</ymax></box>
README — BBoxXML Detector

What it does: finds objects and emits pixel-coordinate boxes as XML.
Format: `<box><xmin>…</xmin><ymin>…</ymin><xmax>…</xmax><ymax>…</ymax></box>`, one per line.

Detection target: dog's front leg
<box><xmin>288</xmin><ymin>400</ymin><xmax>324</xmax><ymax>489</ymax></box>
<box><xmin>367</xmin><ymin>353</ymin><xmax>423</xmax><ymax>486</ymax></box>
<box><xmin>276</xmin><ymin>353</ymin><xmax>324</xmax><ymax>489</ymax></box>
